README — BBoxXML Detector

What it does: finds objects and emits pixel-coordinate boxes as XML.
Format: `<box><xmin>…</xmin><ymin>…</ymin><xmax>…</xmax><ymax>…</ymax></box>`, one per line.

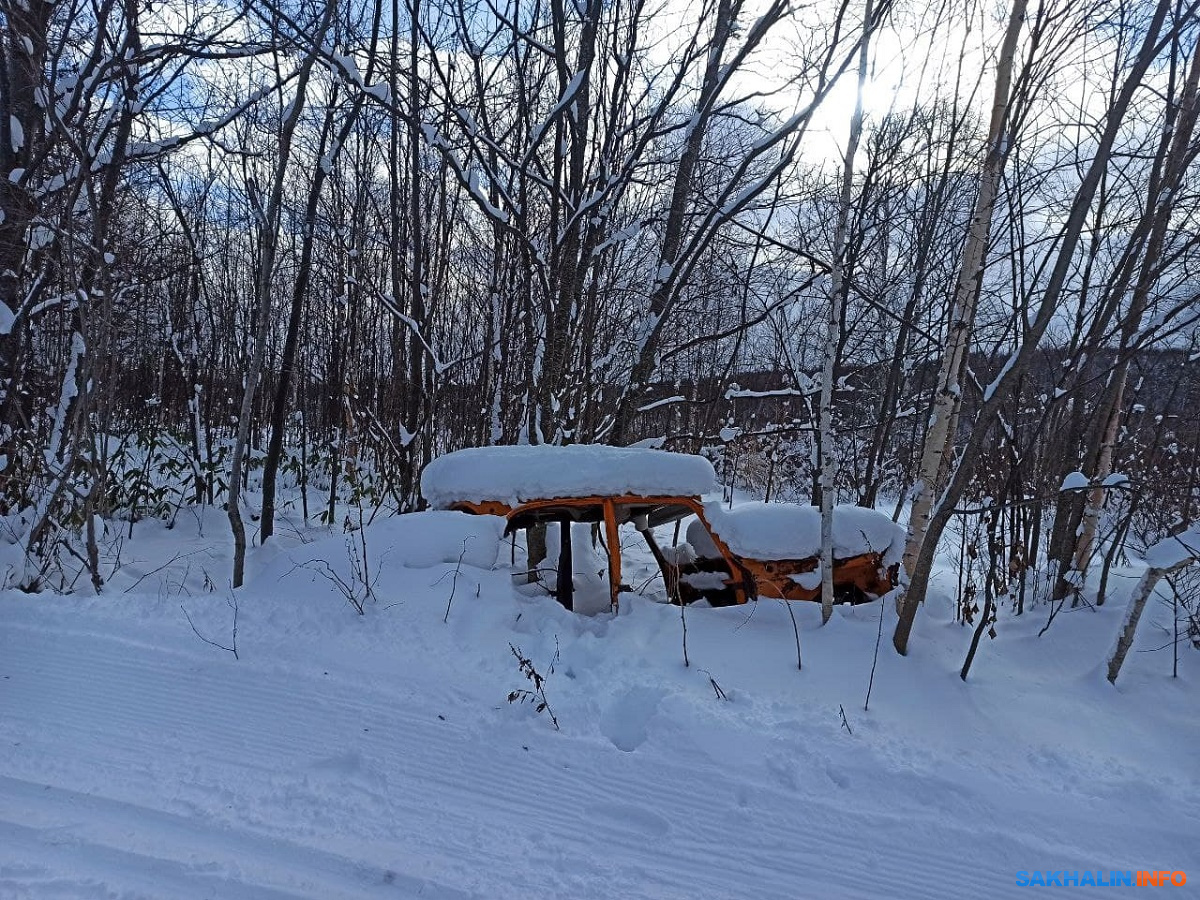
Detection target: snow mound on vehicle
<box><xmin>698</xmin><ymin>502</ymin><xmax>905</xmax><ymax>565</ymax></box>
<box><xmin>421</xmin><ymin>444</ymin><xmax>717</xmax><ymax>507</ymax></box>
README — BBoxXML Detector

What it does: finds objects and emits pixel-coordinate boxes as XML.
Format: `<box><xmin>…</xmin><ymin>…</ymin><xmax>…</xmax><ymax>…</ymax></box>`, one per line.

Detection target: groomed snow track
<box><xmin>2</xmin><ymin>608</ymin><xmax>1193</xmax><ymax>900</ymax></box>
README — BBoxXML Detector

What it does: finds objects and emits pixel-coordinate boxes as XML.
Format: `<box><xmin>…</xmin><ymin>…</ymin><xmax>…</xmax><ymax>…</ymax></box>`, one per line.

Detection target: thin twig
<box><xmin>699</xmin><ymin>668</ymin><xmax>728</xmax><ymax>700</ymax></box>
<box><xmin>680</xmin><ymin>595</ymin><xmax>690</xmax><ymax>667</ymax></box>
<box><xmin>180</xmin><ymin>596</ymin><xmax>239</xmax><ymax>659</ymax></box>
<box><xmin>864</xmin><ymin>592</ymin><xmax>887</xmax><ymax>710</ymax></box>
<box><xmin>733</xmin><ymin>598</ymin><xmax>759</xmax><ymax>631</ymax></box>
<box><xmin>444</xmin><ymin>538</ymin><xmax>471</xmax><ymax>623</ymax></box>
<box><xmin>782</xmin><ymin>600</ymin><xmax>802</xmax><ymax>671</ymax></box>
<box><xmin>507</xmin><ymin>643</ymin><xmax>559</xmax><ymax>730</ymax></box>
<box><xmin>122</xmin><ymin>548</ymin><xmax>207</xmax><ymax>594</ymax></box>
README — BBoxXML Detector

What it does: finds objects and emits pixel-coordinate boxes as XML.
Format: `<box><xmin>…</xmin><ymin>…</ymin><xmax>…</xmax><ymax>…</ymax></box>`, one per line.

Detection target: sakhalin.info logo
<box><xmin>1016</xmin><ymin>871</ymin><xmax>1187</xmax><ymax>887</ymax></box>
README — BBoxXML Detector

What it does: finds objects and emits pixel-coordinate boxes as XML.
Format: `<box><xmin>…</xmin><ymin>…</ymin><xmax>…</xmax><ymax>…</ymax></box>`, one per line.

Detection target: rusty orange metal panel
<box><xmin>448</xmin><ymin>500</ymin><xmax>514</xmax><ymax>517</ymax></box>
<box><xmin>603</xmin><ymin>498</ymin><xmax>621</xmax><ymax>612</ymax></box>
<box><xmin>741</xmin><ymin>553</ymin><xmax>894</xmax><ymax>602</ymax></box>
<box><xmin>447</xmin><ymin>493</ymin><xmax>896</xmax><ymax>607</ymax></box>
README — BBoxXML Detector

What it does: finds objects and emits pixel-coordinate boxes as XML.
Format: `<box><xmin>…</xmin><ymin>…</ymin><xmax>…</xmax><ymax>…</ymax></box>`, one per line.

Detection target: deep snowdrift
<box><xmin>1</xmin><ymin>505</ymin><xmax>1197</xmax><ymax>899</ymax></box>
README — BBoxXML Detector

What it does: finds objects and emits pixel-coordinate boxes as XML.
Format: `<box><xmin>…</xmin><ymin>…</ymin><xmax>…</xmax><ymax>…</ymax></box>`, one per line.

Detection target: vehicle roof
<box><xmin>421</xmin><ymin>444</ymin><xmax>718</xmax><ymax>508</ymax></box>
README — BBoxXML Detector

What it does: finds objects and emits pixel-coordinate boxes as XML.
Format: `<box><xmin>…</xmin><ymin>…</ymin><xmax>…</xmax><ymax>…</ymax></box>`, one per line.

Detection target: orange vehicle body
<box><xmin>449</xmin><ymin>494</ymin><xmax>897</xmax><ymax>612</ymax></box>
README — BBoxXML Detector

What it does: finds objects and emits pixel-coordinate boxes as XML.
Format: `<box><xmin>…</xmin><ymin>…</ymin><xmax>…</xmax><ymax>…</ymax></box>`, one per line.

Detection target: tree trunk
<box><xmin>820</xmin><ymin>0</ymin><xmax>874</xmax><ymax>624</ymax></box>
<box><xmin>405</xmin><ymin>0</ymin><xmax>427</xmax><ymax>502</ymax></box>
<box><xmin>228</xmin><ymin>3</ymin><xmax>335</xmax><ymax>587</ymax></box>
<box><xmin>900</xmin><ymin>0</ymin><xmax>1027</xmax><ymax>591</ymax></box>
<box><xmin>1107</xmin><ymin>526</ymin><xmax>1199</xmax><ymax>683</ymax></box>
<box><xmin>1062</xmin><ymin>42</ymin><xmax>1200</xmax><ymax>600</ymax></box>
<box><xmin>895</xmin><ymin>0</ymin><xmax>1177</xmax><ymax>654</ymax></box>
<box><xmin>260</xmin><ymin>111</ymin><xmax>335</xmax><ymax>542</ymax></box>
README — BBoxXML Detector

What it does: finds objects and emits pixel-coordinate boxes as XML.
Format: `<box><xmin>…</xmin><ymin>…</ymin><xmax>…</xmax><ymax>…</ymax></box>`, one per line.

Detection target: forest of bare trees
<box><xmin>2</xmin><ymin>0</ymin><xmax>1198</xmax><ymax>664</ymax></box>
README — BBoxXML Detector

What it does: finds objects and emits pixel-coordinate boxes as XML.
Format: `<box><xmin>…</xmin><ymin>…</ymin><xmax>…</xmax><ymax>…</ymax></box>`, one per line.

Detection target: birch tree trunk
<box><xmin>1066</xmin><ymin>44</ymin><xmax>1200</xmax><ymax>597</ymax></box>
<box><xmin>820</xmin><ymin>0</ymin><xmax>874</xmax><ymax>624</ymax></box>
<box><xmin>1107</xmin><ymin>525</ymin><xmax>1200</xmax><ymax>683</ymax></box>
<box><xmin>899</xmin><ymin>0</ymin><xmax>1027</xmax><ymax>596</ymax></box>
<box><xmin>894</xmin><ymin>0</ymin><xmax>1180</xmax><ymax>654</ymax></box>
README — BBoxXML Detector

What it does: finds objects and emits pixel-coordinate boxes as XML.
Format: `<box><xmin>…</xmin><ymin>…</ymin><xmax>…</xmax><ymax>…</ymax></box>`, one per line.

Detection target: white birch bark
<box><xmin>1070</xmin><ymin>388</ymin><xmax>1123</xmax><ymax>579</ymax></box>
<box><xmin>820</xmin><ymin>0</ymin><xmax>874</xmax><ymax>624</ymax></box>
<box><xmin>1107</xmin><ymin>525</ymin><xmax>1200</xmax><ymax>683</ymax></box>
<box><xmin>900</xmin><ymin>0</ymin><xmax>1028</xmax><ymax>598</ymax></box>
<box><xmin>1071</xmin><ymin>45</ymin><xmax>1200</xmax><ymax>592</ymax></box>
<box><xmin>895</xmin><ymin>0</ymin><xmax>1180</xmax><ymax>653</ymax></box>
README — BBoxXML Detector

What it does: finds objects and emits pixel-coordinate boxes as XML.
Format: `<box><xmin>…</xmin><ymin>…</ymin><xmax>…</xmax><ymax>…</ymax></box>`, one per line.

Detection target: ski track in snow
<box><xmin>0</xmin><ymin>619</ymin><xmax>1186</xmax><ymax>900</ymax></box>
<box><xmin>1</xmin><ymin>513</ymin><xmax>1197</xmax><ymax>899</ymax></box>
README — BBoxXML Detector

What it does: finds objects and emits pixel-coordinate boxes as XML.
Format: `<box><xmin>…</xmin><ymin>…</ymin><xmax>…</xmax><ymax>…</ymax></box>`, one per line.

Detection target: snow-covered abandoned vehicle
<box><xmin>420</xmin><ymin>445</ymin><xmax>903</xmax><ymax>612</ymax></box>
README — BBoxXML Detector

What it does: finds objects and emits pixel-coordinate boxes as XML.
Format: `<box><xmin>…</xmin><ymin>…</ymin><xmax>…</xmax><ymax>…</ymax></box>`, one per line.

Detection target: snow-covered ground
<box><xmin>2</xmin><ymin>504</ymin><xmax>1197</xmax><ymax>899</ymax></box>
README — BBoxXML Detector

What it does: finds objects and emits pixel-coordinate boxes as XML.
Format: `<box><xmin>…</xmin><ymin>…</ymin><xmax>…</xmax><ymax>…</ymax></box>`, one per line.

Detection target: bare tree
<box><xmin>899</xmin><ymin>0</ymin><xmax>1028</xmax><ymax>591</ymax></box>
<box><xmin>1107</xmin><ymin>523</ymin><xmax>1200</xmax><ymax>683</ymax></box>
<box><xmin>895</xmin><ymin>0</ymin><xmax>1199</xmax><ymax>654</ymax></box>
<box><xmin>228</xmin><ymin>0</ymin><xmax>337</xmax><ymax>587</ymax></box>
<box><xmin>819</xmin><ymin>0</ymin><xmax>876</xmax><ymax>623</ymax></box>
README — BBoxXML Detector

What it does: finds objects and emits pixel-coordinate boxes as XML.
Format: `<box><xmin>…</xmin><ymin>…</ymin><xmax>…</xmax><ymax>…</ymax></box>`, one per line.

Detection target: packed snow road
<box><xmin>1</xmin><ymin>510</ymin><xmax>1196</xmax><ymax>898</ymax></box>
